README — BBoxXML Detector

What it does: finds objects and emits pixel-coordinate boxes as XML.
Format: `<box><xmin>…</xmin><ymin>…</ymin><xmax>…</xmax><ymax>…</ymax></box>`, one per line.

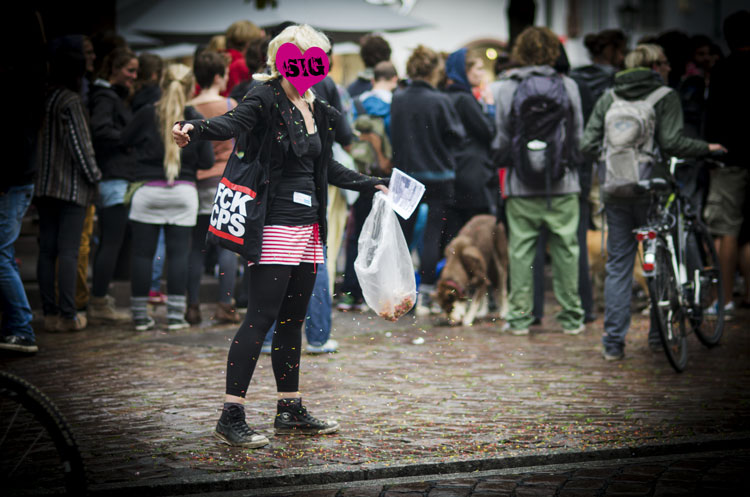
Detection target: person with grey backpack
<box><xmin>581</xmin><ymin>43</ymin><xmax>726</xmax><ymax>361</ymax></box>
<box><xmin>491</xmin><ymin>26</ymin><xmax>585</xmax><ymax>336</ymax></box>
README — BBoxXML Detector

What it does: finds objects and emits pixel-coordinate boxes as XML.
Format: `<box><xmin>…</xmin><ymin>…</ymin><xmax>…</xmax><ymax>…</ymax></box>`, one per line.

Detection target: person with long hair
<box><xmin>88</xmin><ymin>47</ymin><xmax>138</xmax><ymax>323</ymax></box>
<box><xmin>172</xmin><ymin>24</ymin><xmax>387</xmax><ymax>448</ymax></box>
<box><xmin>123</xmin><ymin>64</ymin><xmax>213</xmax><ymax>331</ymax></box>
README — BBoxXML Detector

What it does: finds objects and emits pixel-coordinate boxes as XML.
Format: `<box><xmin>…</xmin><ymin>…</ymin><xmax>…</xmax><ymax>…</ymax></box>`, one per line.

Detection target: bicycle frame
<box><xmin>635</xmin><ymin>158</ymin><xmax>694</xmax><ymax>331</ymax></box>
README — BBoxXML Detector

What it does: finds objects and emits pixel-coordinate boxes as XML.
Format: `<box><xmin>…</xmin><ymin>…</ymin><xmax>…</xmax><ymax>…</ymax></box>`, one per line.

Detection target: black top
<box><xmin>183</xmin><ymin>78</ymin><xmax>386</xmax><ymax>263</ymax></box>
<box><xmin>122</xmin><ymin>105</ymin><xmax>214</xmax><ymax>182</ymax></box>
<box><xmin>266</xmin><ymin>128</ymin><xmax>322</xmax><ymax>225</ymax></box>
<box><xmin>444</xmin><ymin>85</ymin><xmax>496</xmax><ymax>209</ymax></box>
<box><xmin>131</xmin><ymin>84</ymin><xmax>161</xmax><ymax>113</ymax></box>
<box><xmin>390</xmin><ymin>80</ymin><xmax>465</xmax><ymax>183</ymax></box>
<box><xmin>89</xmin><ymin>81</ymin><xmax>134</xmax><ymax>181</ymax></box>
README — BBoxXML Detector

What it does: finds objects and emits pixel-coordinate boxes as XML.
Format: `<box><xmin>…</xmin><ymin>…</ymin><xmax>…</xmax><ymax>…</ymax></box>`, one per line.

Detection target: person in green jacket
<box><xmin>580</xmin><ymin>43</ymin><xmax>726</xmax><ymax>361</ymax></box>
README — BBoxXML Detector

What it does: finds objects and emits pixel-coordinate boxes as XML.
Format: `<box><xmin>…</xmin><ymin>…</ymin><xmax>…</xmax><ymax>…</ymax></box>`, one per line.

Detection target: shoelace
<box><xmin>229</xmin><ymin>415</ymin><xmax>256</xmax><ymax>437</ymax></box>
<box><xmin>296</xmin><ymin>405</ymin><xmax>324</xmax><ymax>426</ymax></box>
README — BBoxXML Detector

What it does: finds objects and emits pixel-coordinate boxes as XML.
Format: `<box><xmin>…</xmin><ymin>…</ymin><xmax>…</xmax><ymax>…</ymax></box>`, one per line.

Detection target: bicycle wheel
<box><xmin>648</xmin><ymin>242</ymin><xmax>688</xmax><ymax>372</ymax></box>
<box><xmin>0</xmin><ymin>371</ymin><xmax>87</xmax><ymax>495</ymax></box>
<box><xmin>686</xmin><ymin>220</ymin><xmax>724</xmax><ymax>347</ymax></box>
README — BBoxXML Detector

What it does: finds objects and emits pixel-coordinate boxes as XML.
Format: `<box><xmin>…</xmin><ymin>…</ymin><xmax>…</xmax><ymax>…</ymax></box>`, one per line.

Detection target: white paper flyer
<box><xmin>386</xmin><ymin>168</ymin><xmax>426</xmax><ymax>220</ymax></box>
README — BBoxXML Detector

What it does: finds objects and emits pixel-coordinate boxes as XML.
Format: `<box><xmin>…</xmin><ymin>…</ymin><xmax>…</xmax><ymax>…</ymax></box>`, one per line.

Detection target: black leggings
<box><xmin>92</xmin><ymin>204</ymin><xmax>129</xmax><ymax>297</ymax></box>
<box><xmin>225</xmin><ymin>263</ymin><xmax>317</xmax><ymax>397</ymax></box>
<box><xmin>130</xmin><ymin>221</ymin><xmax>192</xmax><ymax>297</ymax></box>
<box><xmin>35</xmin><ymin>197</ymin><xmax>87</xmax><ymax>318</ymax></box>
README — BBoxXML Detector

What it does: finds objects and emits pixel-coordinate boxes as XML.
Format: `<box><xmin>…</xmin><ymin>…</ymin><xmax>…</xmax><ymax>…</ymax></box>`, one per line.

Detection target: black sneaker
<box><xmin>0</xmin><ymin>335</ymin><xmax>38</xmax><ymax>353</ymax></box>
<box><xmin>214</xmin><ymin>405</ymin><xmax>269</xmax><ymax>448</ymax></box>
<box><xmin>274</xmin><ymin>398</ymin><xmax>340</xmax><ymax>435</ymax></box>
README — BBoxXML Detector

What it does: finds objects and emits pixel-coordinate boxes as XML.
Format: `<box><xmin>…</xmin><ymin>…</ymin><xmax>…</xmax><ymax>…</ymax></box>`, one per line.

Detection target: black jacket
<box><xmin>706</xmin><ymin>50</ymin><xmax>750</xmax><ymax>167</ymax></box>
<box><xmin>183</xmin><ymin>78</ymin><xmax>384</xmax><ymax>261</ymax></box>
<box><xmin>123</xmin><ymin>105</ymin><xmax>213</xmax><ymax>182</ymax></box>
<box><xmin>444</xmin><ymin>85</ymin><xmax>495</xmax><ymax>209</ymax></box>
<box><xmin>131</xmin><ymin>84</ymin><xmax>161</xmax><ymax>113</ymax></box>
<box><xmin>390</xmin><ymin>80</ymin><xmax>465</xmax><ymax>183</ymax></box>
<box><xmin>89</xmin><ymin>81</ymin><xmax>134</xmax><ymax>181</ymax></box>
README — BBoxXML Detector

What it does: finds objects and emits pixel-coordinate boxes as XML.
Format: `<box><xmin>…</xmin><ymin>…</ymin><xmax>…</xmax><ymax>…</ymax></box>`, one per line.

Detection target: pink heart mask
<box><xmin>275</xmin><ymin>43</ymin><xmax>330</xmax><ymax>95</ymax></box>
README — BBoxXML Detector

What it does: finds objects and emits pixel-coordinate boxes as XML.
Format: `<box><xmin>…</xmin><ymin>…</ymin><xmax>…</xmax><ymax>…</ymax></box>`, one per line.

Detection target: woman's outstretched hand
<box><xmin>172</xmin><ymin>123</ymin><xmax>194</xmax><ymax>148</ymax></box>
<box><xmin>375</xmin><ymin>184</ymin><xmax>389</xmax><ymax>195</ymax></box>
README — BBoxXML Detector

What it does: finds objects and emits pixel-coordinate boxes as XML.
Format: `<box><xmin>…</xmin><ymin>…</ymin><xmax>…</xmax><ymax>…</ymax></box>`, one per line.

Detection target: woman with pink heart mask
<box><xmin>172</xmin><ymin>24</ymin><xmax>388</xmax><ymax>448</ymax></box>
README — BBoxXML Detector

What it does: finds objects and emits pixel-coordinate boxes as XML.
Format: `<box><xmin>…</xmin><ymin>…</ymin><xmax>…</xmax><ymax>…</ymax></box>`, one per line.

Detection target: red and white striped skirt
<box><xmin>256</xmin><ymin>224</ymin><xmax>324</xmax><ymax>266</ymax></box>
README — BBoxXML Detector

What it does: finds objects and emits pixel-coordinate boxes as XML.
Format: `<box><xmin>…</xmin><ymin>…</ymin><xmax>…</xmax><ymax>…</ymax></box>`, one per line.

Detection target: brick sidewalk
<box><xmin>1</xmin><ymin>302</ymin><xmax>749</xmax><ymax>494</ymax></box>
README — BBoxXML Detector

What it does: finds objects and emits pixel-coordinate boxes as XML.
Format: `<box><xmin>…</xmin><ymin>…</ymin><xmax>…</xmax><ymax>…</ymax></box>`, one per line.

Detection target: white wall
<box><xmin>383</xmin><ymin>0</ymin><xmax>511</xmax><ymax>77</ymax></box>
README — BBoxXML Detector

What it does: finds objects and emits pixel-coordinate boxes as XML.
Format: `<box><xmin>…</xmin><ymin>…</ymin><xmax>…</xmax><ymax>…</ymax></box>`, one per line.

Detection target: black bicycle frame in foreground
<box><xmin>635</xmin><ymin>157</ymin><xmax>725</xmax><ymax>372</ymax></box>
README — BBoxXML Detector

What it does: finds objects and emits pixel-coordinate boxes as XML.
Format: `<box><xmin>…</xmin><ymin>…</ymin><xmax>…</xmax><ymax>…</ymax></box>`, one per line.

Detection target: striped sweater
<box><xmin>36</xmin><ymin>88</ymin><xmax>101</xmax><ymax>206</ymax></box>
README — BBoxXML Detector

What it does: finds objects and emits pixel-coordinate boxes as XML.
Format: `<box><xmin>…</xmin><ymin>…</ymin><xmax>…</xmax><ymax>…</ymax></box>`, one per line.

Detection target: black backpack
<box><xmin>510</xmin><ymin>73</ymin><xmax>577</xmax><ymax>198</ymax></box>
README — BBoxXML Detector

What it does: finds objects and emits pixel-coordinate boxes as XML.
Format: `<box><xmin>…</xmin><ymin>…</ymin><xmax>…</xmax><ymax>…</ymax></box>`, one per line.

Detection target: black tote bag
<box><xmin>206</xmin><ymin>126</ymin><xmax>271</xmax><ymax>263</ymax></box>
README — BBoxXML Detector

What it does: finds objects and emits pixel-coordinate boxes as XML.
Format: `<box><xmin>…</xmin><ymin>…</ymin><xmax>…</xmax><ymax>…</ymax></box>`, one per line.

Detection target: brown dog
<box><xmin>436</xmin><ymin>215</ymin><xmax>509</xmax><ymax>326</ymax></box>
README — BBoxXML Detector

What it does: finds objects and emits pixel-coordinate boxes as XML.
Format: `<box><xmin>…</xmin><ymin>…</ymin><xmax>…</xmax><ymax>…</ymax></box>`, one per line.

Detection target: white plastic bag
<box><xmin>354</xmin><ymin>192</ymin><xmax>416</xmax><ymax>321</ymax></box>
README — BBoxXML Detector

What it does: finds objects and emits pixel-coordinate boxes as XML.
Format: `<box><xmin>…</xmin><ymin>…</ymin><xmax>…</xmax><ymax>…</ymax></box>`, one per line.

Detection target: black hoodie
<box><xmin>89</xmin><ymin>80</ymin><xmax>134</xmax><ymax>181</ymax></box>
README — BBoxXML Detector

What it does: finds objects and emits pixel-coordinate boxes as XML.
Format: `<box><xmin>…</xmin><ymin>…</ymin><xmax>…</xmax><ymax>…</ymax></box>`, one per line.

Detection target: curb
<box><xmin>88</xmin><ymin>433</ymin><xmax>750</xmax><ymax>496</ymax></box>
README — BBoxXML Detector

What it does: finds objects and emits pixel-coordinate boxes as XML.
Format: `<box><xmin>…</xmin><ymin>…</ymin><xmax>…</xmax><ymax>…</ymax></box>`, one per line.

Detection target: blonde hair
<box><xmin>207</xmin><ymin>34</ymin><xmax>227</xmax><ymax>53</ymax></box>
<box><xmin>225</xmin><ymin>20</ymin><xmax>262</xmax><ymax>50</ymax></box>
<box><xmin>624</xmin><ymin>43</ymin><xmax>665</xmax><ymax>69</ymax></box>
<box><xmin>254</xmin><ymin>24</ymin><xmax>331</xmax><ymax>104</ymax></box>
<box><xmin>157</xmin><ymin>64</ymin><xmax>194</xmax><ymax>184</ymax></box>
<box><xmin>511</xmin><ymin>26</ymin><xmax>561</xmax><ymax>67</ymax></box>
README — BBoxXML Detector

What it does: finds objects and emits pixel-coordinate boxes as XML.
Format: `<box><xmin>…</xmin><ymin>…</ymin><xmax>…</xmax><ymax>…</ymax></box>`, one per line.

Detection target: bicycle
<box><xmin>0</xmin><ymin>370</ymin><xmax>87</xmax><ymax>495</ymax></box>
<box><xmin>634</xmin><ymin>156</ymin><xmax>725</xmax><ymax>372</ymax></box>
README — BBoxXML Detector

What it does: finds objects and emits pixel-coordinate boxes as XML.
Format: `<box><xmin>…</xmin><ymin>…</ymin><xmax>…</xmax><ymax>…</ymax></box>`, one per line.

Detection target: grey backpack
<box><xmin>601</xmin><ymin>86</ymin><xmax>672</xmax><ymax>196</ymax></box>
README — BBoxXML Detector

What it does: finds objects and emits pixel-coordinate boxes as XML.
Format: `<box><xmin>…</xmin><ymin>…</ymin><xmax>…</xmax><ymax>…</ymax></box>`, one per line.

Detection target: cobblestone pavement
<box><xmin>1</xmin><ymin>297</ymin><xmax>749</xmax><ymax>495</ymax></box>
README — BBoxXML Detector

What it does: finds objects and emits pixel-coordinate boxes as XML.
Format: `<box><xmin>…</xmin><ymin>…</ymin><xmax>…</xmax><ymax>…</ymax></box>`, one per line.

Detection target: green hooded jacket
<box><xmin>580</xmin><ymin>68</ymin><xmax>709</xmax><ymax>203</ymax></box>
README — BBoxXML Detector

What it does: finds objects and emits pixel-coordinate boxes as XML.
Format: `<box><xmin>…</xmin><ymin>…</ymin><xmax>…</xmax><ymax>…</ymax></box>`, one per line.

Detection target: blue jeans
<box><xmin>603</xmin><ymin>202</ymin><xmax>650</xmax><ymax>352</ymax></box>
<box><xmin>264</xmin><ymin>256</ymin><xmax>331</xmax><ymax>347</ymax></box>
<box><xmin>0</xmin><ymin>185</ymin><xmax>35</xmax><ymax>340</ymax></box>
<box><xmin>98</xmin><ymin>179</ymin><xmax>128</xmax><ymax>208</ymax></box>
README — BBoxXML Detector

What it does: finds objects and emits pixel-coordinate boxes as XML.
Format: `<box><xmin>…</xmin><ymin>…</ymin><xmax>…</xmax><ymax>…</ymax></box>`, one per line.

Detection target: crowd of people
<box><xmin>1</xmin><ymin>9</ymin><xmax>748</xmax><ymax>446</ymax></box>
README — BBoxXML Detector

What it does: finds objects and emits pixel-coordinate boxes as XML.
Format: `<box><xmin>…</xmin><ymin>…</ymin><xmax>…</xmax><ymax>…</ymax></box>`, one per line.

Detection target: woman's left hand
<box><xmin>375</xmin><ymin>184</ymin><xmax>389</xmax><ymax>195</ymax></box>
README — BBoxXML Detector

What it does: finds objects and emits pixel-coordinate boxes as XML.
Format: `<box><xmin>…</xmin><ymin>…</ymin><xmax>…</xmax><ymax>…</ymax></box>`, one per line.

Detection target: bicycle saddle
<box><xmin>635</xmin><ymin>177</ymin><xmax>670</xmax><ymax>193</ymax></box>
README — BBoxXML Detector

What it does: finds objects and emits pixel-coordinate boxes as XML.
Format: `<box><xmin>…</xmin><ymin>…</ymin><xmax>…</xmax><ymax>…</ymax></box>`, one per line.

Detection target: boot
<box><xmin>274</xmin><ymin>398</ymin><xmax>339</xmax><ymax>435</ymax></box>
<box><xmin>214</xmin><ymin>405</ymin><xmax>269</xmax><ymax>448</ymax></box>
<box><xmin>215</xmin><ymin>302</ymin><xmax>240</xmax><ymax>324</ymax></box>
<box><xmin>185</xmin><ymin>303</ymin><xmax>202</xmax><ymax>325</ymax></box>
<box><xmin>88</xmin><ymin>295</ymin><xmax>129</xmax><ymax>322</ymax></box>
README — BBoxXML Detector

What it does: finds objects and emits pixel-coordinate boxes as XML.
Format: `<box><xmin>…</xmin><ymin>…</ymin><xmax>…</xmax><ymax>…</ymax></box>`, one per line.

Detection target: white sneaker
<box><xmin>306</xmin><ymin>339</ymin><xmax>339</xmax><ymax>354</ymax></box>
<box><xmin>705</xmin><ymin>300</ymin><xmax>734</xmax><ymax>321</ymax></box>
<box><xmin>563</xmin><ymin>323</ymin><xmax>585</xmax><ymax>335</ymax></box>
